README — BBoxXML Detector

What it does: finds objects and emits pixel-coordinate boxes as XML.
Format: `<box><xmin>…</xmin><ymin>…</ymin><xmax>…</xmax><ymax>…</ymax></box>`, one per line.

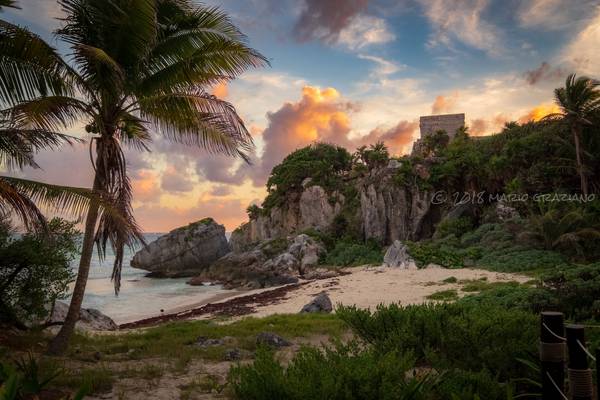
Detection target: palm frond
<box><xmin>72</xmin><ymin>44</ymin><xmax>126</xmax><ymax>92</ymax></box>
<box><xmin>9</xmin><ymin>95</ymin><xmax>90</xmax><ymax>132</ymax></box>
<box><xmin>0</xmin><ymin>20</ymin><xmax>76</xmax><ymax>106</ymax></box>
<box><xmin>58</xmin><ymin>0</ymin><xmax>157</xmax><ymax>73</ymax></box>
<box><xmin>137</xmin><ymin>91</ymin><xmax>253</xmax><ymax>160</ymax></box>
<box><xmin>0</xmin><ymin>125</ymin><xmax>81</xmax><ymax>170</ymax></box>
<box><xmin>141</xmin><ymin>38</ymin><xmax>268</xmax><ymax>96</ymax></box>
<box><xmin>0</xmin><ymin>0</ymin><xmax>19</xmax><ymax>10</ymax></box>
<box><xmin>2</xmin><ymin>176</ymin><xmax>95</xmax><ymax>219</ymax></box>
<box><xmin>0</xmin><ymin>176</ymin><xmax>45</xmax><ymax>230</ymax></box>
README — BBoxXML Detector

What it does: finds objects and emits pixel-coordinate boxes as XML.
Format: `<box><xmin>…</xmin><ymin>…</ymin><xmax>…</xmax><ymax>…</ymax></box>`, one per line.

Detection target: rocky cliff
<box><xmin>231</xmin><ymin>166</ymin><xmax>440</xmax><ymax>251</ymax></box>
<box><xmin>131</xmin><ymin>218</ymin><xmax>230</xmax><ymax>277</ymax></box>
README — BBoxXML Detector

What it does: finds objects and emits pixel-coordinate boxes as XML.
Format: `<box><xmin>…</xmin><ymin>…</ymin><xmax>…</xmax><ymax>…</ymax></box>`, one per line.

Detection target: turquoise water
<box><xmin>73</xmin><ymin>233</ymin><xmax>229</xmax><ymax>324</ymax></box>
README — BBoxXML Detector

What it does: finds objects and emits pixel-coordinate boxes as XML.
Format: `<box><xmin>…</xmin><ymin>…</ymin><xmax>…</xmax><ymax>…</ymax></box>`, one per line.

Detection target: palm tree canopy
<box><xmin>10</xmin><ymin>0</ymin><xmax>267</xmax><ymax>293</ymax></box>
<box><xmin>553</xmin><ymin>73</ymin><xmax>600</xmax><ymax>125</ymax></box>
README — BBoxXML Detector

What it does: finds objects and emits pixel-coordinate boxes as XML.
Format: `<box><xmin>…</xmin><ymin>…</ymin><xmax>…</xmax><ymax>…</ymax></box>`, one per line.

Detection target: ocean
<box><xmin>73</xmin><ymin>233</ymin><xmax>231</xmax><ymax>324</ymax></box>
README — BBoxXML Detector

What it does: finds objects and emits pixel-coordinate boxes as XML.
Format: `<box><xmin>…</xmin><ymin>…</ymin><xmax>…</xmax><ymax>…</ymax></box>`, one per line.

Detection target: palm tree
<box><xmin>550</xmin><ymin>74</ymin><xmax>600</xmax><ymax>196</ymax></box>
<box><xmin>9</xmin><ymin>0</ymin><xmax>267</xmax><ymax>355</ymax></box>
<box><xmin>0</xmin><ymin>2</ymin><xmax>108</xmax><ymax>230</ymax></box>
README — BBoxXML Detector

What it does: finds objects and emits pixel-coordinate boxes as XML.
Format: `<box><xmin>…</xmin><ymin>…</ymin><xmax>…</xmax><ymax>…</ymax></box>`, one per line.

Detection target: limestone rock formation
<box><xmin>300</xmin><ymin>292</ymin><xmax>333</xmax><ymax>313</ymax></box>
<box><xmin>383</xmin><ymin>240</ymin><xmax>417</xmax><ymax>269</ymax></box>
<box><xmin>188</xmin><ymin>234</ymin><xmax>325</xmax><ymax>289</ymax></box>
<box><xmin>230</xmin><ymin>185</ymin><xmax>343</xmax><ymax>252</ymax></box>
<box><xmin>230</xmin><ymin>171</ymin><xmax>438</xmax><ymax>252</ymax></box>
<box><xmin>131</xmin><ymin>218</ymin><xmax>230</xmax><ymax>277</ymax></box>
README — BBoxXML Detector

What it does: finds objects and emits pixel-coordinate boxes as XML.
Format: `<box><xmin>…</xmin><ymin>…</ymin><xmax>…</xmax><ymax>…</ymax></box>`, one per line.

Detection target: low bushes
<box><xmin>229</xmin><ymin>343</ymin><xmax>437</xmax><ymax>400</ymax></box>
<box><xmin>322</xmin><ymin>239</ymin><xmax>383</xmax><ymax>267</ymax></box>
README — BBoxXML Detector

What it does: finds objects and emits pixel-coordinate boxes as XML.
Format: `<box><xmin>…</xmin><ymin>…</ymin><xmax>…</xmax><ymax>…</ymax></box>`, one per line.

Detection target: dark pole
<box><xmin>566</xmin><ymin>324</ymin><xmax>593</xmax><ymax>400</ymax></box>
<box><xmin>596</xmin><ymin>348</ymin><xmax>599</xmax><ymax>400</ymax></box>
<box><xmin>540</xmin><ymin>312</ymin><xmax>565</xmax><ymax>400</ymax></box>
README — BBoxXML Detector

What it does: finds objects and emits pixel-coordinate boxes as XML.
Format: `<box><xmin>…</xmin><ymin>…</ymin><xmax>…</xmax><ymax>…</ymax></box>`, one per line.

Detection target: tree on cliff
<box><xmin>550</xmin><ymin>74</ymin><xmax>600</xmax><ymax>196</ymax></box>
<box><xmin>10</xmin><ymin>0</ymin><xmax>267</xmax><ymax>355</ymax></box>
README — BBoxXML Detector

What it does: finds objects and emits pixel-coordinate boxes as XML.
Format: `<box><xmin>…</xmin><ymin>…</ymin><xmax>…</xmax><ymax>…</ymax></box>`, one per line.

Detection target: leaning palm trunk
<box><xmin>572</xmin><ymin>125</ymin><xmax>588</xmax><ymax>196</ymax></box>
<box><xmin>47</xmin><ymin>176</ymin><xmax>100</xmax><ymax>355</ymax></box>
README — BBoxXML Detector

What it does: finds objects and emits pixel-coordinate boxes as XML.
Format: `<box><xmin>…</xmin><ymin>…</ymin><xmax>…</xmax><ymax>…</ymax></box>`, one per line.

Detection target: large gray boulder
<box><xmin>131</xmin><ymin>218</ymin><xmax>230</xmax><ymax>277</ymax></box>
<box><xmin>383</xmin><ymin>240</ymin><xmax>417</xmax><ymax>269</ymax></box>
<box><xmin>300</xmin><ymin>292</ymin><xmax>333</xmax><ymax>313</ymax></box>
<box><xmin>49</xmin><ymin>301</ymin><xmax>117</xmax><ymax>331</ymax></box>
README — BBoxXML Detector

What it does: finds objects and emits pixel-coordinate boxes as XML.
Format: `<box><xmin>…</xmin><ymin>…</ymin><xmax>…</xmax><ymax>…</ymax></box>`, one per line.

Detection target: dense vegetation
<box><xmin>0</xmin><ymin>217</ymin><xmax>79</xmax><ymax>329</ymax></box>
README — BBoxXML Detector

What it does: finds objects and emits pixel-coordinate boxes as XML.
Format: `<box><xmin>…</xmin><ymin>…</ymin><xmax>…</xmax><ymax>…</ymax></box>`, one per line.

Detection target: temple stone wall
<box><xmin>419</xmin><ymin>113</ymin><xmax>465</xmax><ymax>139</ymax></box>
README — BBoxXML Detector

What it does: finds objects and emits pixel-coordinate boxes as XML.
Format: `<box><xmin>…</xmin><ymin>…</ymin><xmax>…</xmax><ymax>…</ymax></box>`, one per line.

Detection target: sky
<box><xmin>3</xmin><ymin>0</ymin><xmax>600</xmax><ymax>232</ymax></box>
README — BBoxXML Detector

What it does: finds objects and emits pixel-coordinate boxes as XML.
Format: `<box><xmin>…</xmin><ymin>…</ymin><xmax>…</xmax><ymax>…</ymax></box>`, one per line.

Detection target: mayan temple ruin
<box><xmin>419</xmin><ymin>113</ymin><xmax>465</xmax><ymax>139</ymax></box>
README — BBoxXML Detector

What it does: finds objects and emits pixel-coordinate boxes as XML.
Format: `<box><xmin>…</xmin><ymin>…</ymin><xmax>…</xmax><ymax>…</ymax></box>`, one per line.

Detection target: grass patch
<box><xmin>426</xmin><ymin>289</ymin><xmax>458</xmax><ymax>301</ymax></box>
<box><xmin>460</xmin><ymin>280</ymin><xmax>521</xmax><ymax>293</ymax></box>
<box><xmin>442</xmin><ymin>276</ymin><xmax>458</xmax><ymax>284</ymax></box>
<box><xmin>69</xmin><ymin>314</ymin><xmax>347</xmax><ymax>360</ymax></box>
<box><xmin>53</xmin><ymin>364</ymin><xmax>115</xmax><ymax>394</ymax></box>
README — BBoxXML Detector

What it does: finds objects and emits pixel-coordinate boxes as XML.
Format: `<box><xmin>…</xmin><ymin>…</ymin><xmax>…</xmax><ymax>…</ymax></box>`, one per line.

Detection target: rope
<box><xmin>543</xmin><ymin>322</ymin><xmax>566</xmax><ymax>341</ymax></box>
<box><xmin>539</xmin><ymin>341</ymin><xmax>566</xmax><ymax>362</ymax></box>
<box><xmin>568</xmin><ymin>368</ymin><xmax>594</xmax><ymax>398</ymax></box>
<box><xmin>576</xmin><ymin>339</ymin><xmax>596</xmax><ymax>361</ymax></box>
<box><xmin>546</xmin><ymin>371</ymin><xmax>569</xmax><ymax>400</ymax></box>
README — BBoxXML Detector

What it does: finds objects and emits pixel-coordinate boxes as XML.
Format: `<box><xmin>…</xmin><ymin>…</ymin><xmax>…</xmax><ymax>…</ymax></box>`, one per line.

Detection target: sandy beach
<box><xmin>121</xmin><ymin>265</ymin><xmax>529</xmax><ymax>328</ymax></box>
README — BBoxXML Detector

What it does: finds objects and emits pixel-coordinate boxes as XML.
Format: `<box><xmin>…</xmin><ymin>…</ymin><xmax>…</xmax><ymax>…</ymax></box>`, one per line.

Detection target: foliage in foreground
<box><xmin>229</xmin><ymin>344</ymin><xmax>437</xmax><ymax>400</ymax></box>
<box><xmin>229</xmin><ymin>303</ymin><xmax>542</xmax><ymax>399</ymax></box>
<box><xmin>0</xmin><ymin>217</ymin><xmax>79</xmax><ymax>327</ymax></box>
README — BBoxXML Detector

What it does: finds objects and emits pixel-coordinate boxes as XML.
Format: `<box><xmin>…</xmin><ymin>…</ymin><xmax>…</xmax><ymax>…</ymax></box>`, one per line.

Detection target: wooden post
<box><xmin>566</xmin><ymin>324</ymin><xmax>593</xmax><ymax>400</ymax></box>
<box><xmin>540</xmin><ymin>312</ymin><xmax>565</xmax><ymax>400</ymax></box>
<box><xmin>596</xmin><ymin>348</ymin><xmax>600</xmax><ymax>398</ymax></box>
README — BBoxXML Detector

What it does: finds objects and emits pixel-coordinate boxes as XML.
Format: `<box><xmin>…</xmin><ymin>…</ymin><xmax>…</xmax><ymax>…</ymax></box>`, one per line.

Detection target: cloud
<box><xmin>293</xmin><ymin>0</ymin><xmax>369</xmax><ymax>43</ymax></box>
<box><xmin>196</xmin><ymin>154</ymin><xmax>247</xmax><ymax>185</ymax></box>
<box><xmin>431</xmin><ymin>93</ymin><xmax>459</xmax><ymax>114</ymax></box>
<box><xmin>211</xmin><ymin>81</ymin><xmax>229</xmax><ymax>99</ymax></box>
<box><xmin>518</xmin><ymin>102</ymin><xmax>560</xmax><ymax>123</ymax></box>
<box><xmin>355</xmin><ymin>120</ymin><xmax>418</xmax><ymax>155</ymax></box>
<box><xmin>518</xmin><ymin>0</ymin><xmax>597</xmax><ymax>30</ymax></box>
<box><xmin>160</xmin><ymin>166</ymin><xmax>194</xmax><ymax>194</ymax></box>
<box><xmin>418</xmin><ymin>0</ymin><xmax>503</xmax><ymax>57</ymax></box>
<box><xmin>210</xmin><ymin>185</ymin><xmax>233</xmax><ymax>197</ymax></box>
<box><xmin>337</xmin><ymin>15</ymin><xmax>396</xmax><ymax>50</ymax></box>
<box><xmin>358</xmin><ymin>54</ymin><xmax>404</xmax><ymax>76</ymax></box>
<box><xmin>245</xmin><ymin>86</ymin><xmax>354</xmax><ymax>186</ymax></box>
<box><xmin>524</xmin><ymin>62</ymin><xmax>567</xmax><ymax>85</ymax></box>
<box><xmin>132</xmin><ymin>170</ymin><xmax>161</xmax><ymax>203</ymax></box>
<box><xmin>292</xmin><ymin>0</ymin><xmax>394</xmax><ymax>50</ymax></box>
<box><xmin>134</xmin><ymin>198</ymin><xmax>247</xmax><ymax>232</ymax></box>
<box><xmin>560</xmin><ymin>8</ymin><xmax>600</xmax><ymax>76</ymax></box>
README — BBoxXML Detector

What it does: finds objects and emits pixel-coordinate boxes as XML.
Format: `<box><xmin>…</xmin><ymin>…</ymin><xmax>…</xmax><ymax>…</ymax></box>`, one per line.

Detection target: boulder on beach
<box><xmin>300</xmin><ymin>292</ymin><xmax>333</xmax><ymax>313</ymax></box>
<box><xmin>383</xmin><ymin>240</ymin><xmax>417</xmax><ymax>269</ymax></box>
<box><xmin>48</xmin><ymin>301</ymin><xmax>117</xmax><ymax>331</ymax></box>
<box><xmin>131</xmin><ymin>218</ymin><xmax>230</xmax><ymax>278</ymax></box>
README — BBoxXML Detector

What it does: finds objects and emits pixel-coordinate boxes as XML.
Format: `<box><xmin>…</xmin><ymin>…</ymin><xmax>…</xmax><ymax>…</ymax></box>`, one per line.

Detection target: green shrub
<box><xmin>263</xmin><ymin>143</ymin><xmax>352</xmax><ymax>211</ymax></box>
<box><xmin>426</xmin><ymin>289</ymin><xmax>458</xmax><ymax>301</ymax></box>
<box><xmin>0</xmin><ymin>218</ymin><xmax>79</xmax><ymax>327</ymax></box>
<box><xmin>229</xmin><ymin>343</ymin><xmax>437</xmax><ymax>400</ymax></box>
<box><xmin>337</xmin><ymin>303</ymin><xmax>538</xmax><ymax>381</ymax></box>
<box><xmin>322</xmin><ymin>239</ymin><xmax>383</xmax><ymax>267</ymax></box>
<box><xmin>434</xmin><ymin>217</ymin><xmax>474</xmax><ymax>240</ymax></box>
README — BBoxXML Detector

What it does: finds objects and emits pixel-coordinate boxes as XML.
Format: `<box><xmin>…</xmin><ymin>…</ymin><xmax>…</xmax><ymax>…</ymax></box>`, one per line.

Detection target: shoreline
<box><xmin>118</xmin><ymin>265</ymin><xmax>529</xmax><ymax>330</ymax></box>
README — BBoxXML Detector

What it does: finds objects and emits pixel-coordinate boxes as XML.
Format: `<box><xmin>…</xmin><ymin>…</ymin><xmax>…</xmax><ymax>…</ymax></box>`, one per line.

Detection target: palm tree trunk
<box><xmin>47</xmin><ymin>174</ymin><xmax>101</xmax><ymax>355</ymax></box>
<box><xmin>572</xmin><ymin>125</ymin><xmax>588</xmax><ymax>196</ymax></box>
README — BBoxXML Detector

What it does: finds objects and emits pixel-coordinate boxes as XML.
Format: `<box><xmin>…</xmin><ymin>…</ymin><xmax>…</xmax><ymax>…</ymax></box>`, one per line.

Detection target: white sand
<box><xmin>236</xmin><ymin>266</ymin><xmax>529</xmax><ymax>317</ymax></box>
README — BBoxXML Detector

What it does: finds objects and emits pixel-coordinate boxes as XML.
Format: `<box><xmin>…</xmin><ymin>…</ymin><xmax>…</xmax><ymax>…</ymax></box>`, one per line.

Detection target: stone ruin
<box><xmin>419</xmin><ymin>113</ymin><xmax>465</xmax><ymax>139</ymax></box>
